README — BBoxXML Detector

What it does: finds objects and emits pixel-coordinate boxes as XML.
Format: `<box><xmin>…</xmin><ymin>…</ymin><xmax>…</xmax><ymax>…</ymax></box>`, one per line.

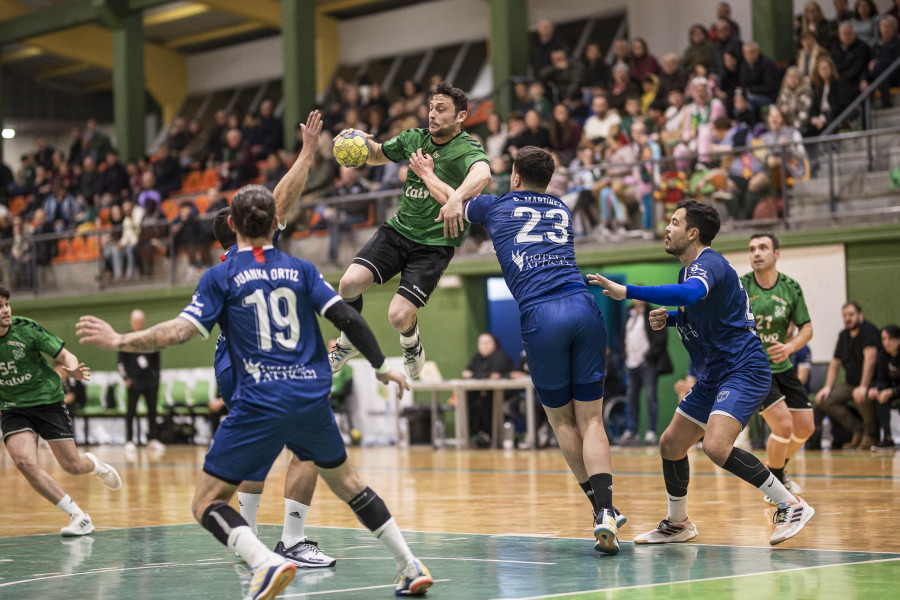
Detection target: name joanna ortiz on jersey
<box><xmin>233</xmin><ymin>267</ymin><xmax>301</xmax><ymax>287</ymax></box>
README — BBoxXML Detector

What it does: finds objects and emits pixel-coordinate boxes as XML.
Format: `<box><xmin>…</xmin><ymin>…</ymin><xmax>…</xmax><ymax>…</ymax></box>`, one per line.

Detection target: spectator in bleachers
<box><xmin>218</xmin><ymin>128</ymin><xmax>257</xmax><ymax>190</ymax></box>
<box><xmin>31</xmin><ymin>208</ymin><xmax>56</xmax><ymax>269</ymax></box>
<box><xmin>746</xmin><ymin>106</ymin><xmax>807</xmax><ymax>217</ymax></box>
<box><xmin>565</xmin><ymin>88</ymin><xmax>591</xmax><ymax>122</ymax></box>
<box><xmin>581</xmin><ymin>42</ymin><xmax>611</xmax><ymax>90</ymax></box>
<box><xmin>204</xmin><ymin>185</ymin><xmax>228</xmax><ymax>217</ymax></box>
<box><xmin>240</xmin><ymin>112</ymin><xmax>261</xmax><ymax>156</ymax></box>
<box><xmin>171</xmin><ymin>199</ymin><xmax>208</xmax><ymax>269</ymax></box>
<box><xmin>0</xmin><ymin>160</ymin><xmax>12</xmax><ymax>204</ymax></box>
<box><xmin>85</xmin><ymin>119</ymin><xmax>112</xmax><ymax>164</ymax></box>
<box><xmin>120</xmin><ymin>200</ymin><xmax>141</xmax><ymax>280</ymax></box>
<box><xmin>611</xmin><ymin>39</ymin><xmax>631</xmax><ymax>72</ymax></box>
<box><xmin>808</xmin><ymin>55</ymin><xmax>842</xmax><ymax>135</ymax></box>
<box><xmin>137</xmin><ymin>196</ymin><xmax>166</xmax><ymax>276</ymax></box>
<box><xmin>49</xmin><ymin>180</ymin><xmax>80</xmax><ymax>232</ymax></box>
<box><xmin>540</xmin><ymin>48</ymin><xmax>584</xmax><ymax>105</ymax></box>
<box><xmin>862</xmin><ymin>15</ymin><xmax>900</xmax><ymax>107</ymax></box>
<box><xmin>733</xmin><ymin>90</ymin><xmax>762</xmax><ymax>128</ymax></box>
<box><xmin>582</xmin><ymin>93</ymin><xmax>621</xmax><ymax>145</ymax></box>
<box><xmin>629</xmin><ymin>38</ymin><xmax>661</xmax><ymax>82</ymax></box>
<box><xmin>715</xmin><ymin>50</ymin><xmax>742</xmax><ymax>114</ymax></box>
<box><xmin>836</xmin><ymin>0</ymin><xmax>857</xmax><ymax>20</ymax></box>
<box><xmin>713</xmin><ymin>18</ymin><xmax>743</xmax><ymax>78</ymax></box>
<box><xmin>661</xmin><ymin>89</ymin><xmax>690</xmax><ymax>154</ymax></box>
<box><xmin>67</xmin><ymin>127</ymin><xmax>84</xmax><ymax>167</ymax></box>
<box><xmin>256</xmin><ymin>99</ymin><xmax>284</xmax><ymax>158</ymax></box>
<box><xmin>526</xmin><ymin>81</ymin><xmax>552</xmax><ymax>120</ymax></box>
<box><xmin>797</xmin><ymin>31</ymin><xmax>829</xmax><ymax>80</ymax></box>
<box><xmin>365</xmin><ymin>82</ymin><xmax>391</xmax><ymax>118</ymax></box>
<box><xmin>13</xmin><ymin>153</ymin><xmax>36</xmax><ymax>196</ymax></box>
<box><xmin>778</xmin><ymin>66</ymin><xmax>814</xmax><ymax>131</ymax></box>
<box><xmin>486</xmin><ymin>156</ymin><xmax>511</xmax><ymax>197</ymax></box>
<box><xmin>658</xmin><ymin>53</ymin><xmax>690</xmax><ymax>103</ymax></box>
<box><xmin>531</xmin><ymin>18</ymin><xmax>566</xmax><ymax>76</ymax></box>
<box><xmin>712</xmin><ymin>2</ymin><xmax>742</xmax><ymax>40</ymax></box>
<box><xmin>166</xmin><ymin>117</ymin><xmax>188</xmax><ymax>153</ymax></box>
<box><xmin>620</xmin><ymin>95</ymin><xmax>648</xmax><ymax>139</ymax></box>
<box><xmin>888</xmin><ymin>0</ymin><xmax>900</xmax><ymax>21</ymax></box>
<box><xmin>397</xmin><ymin>79</ymin><xmax>426</xmax><ymax>117</ymax></box>
<box><xmin>548</xmin><ymin>103</ymin><xmax>583</xmax><ymax>164</ymax></box>
<box><xmin>640</xmin><ymin>74</ymin><xmax>659</xmax><ymax>114</ymax></box>
<box><xmin>484</xmin><ymin>113</ymin><xmax>508</xmax><ymax>160</ymax></box>
<box><xmin>101</xmin><ymin>203</ymin><xmax>125</xmax><ymax>281</ymax></box>
<box><xmin>610</xmin><ymin>64</ymin><xmax>641</xmax><ymax>111</ymax></box>
<box><xmin>832</xmin><ymin>21</ymin><xmax>872</xmax><ymax>105</ymax></box>
<box><xmin>362</xmin><ymin>106</ymin><xmax>389</xmax><ymax>140</ymax></box>
<box><xmin>153</xmin><ymin>145</ymin><xmax>182</xmax><ymax>199</ymax></box>
<box><xmin>851</xmin><ymin>0</ymin><xmax>881</xmax><ymax>47</ymax></box>
<box><xmin>318</xmin><ymin>166</ymin><xmax>372</xmax><ymax>263</ymax></box>
<box><xmin>96</xmin><ymin>150</ymin><xmax>129</xmax><ymax>201</ymax></box>
<box><xmin>515</xmin><ymin>109</ymin><xmax>551</xmax><ymax>150</ymax></box>
<box><xmin>682</xmin><ymin>25</ymin><xmax>715</xmax><ymax>73</ymax></box>
<box><xmin>800</xmin><ymin>2</ymin><xmax>838</xmax><ymax>50</ymax></box>
<box><xmin>739</xmin><ymin>42</ymin><xmax>782</xmax><ymax>110</ymax></box>
<box><xmin>675</xmin><ymin>77</ymin><xmax>727</xmax><ymax>171</ymax></box>
<box><xmin>33</xmin><ymin>137</ymin><xmax>54</xmax><ymax>171</ymax></box>
<box><xmin>29</xmin><ymin>166</ymin><xmax>54</xmax><ymax>215</ymax></box>
<box><xmin>135</xmin><ymin>171</ymin><xmax>162</xmax><ymax>214</ymax></box>
<box><xmin>869</xmin><ymin>323</ymin><xmax>900</xmax><ymax>449</ymax></box>
<box><xmin>262</xmin><ymin>152</ymin><xmax>287</xmax><ymax>192</ymax></box>
<box><xmin>181</xmin><ymin>119</ymin><xmax>207</xmax><ymax>168</ymax></box>
<box><xmin>79</xmin><ymin>156</ymin><xmax>99</xmax><ymax>206</ymax></box>
<box><xmin>205</xmin><ymin>109</ymin><xmax>228</xmax><ymax>163</ymax></box>
<box><xmin>11</xmin><ymin>214</ymin><xmax>34</xmax><ymax>289</ymax></box>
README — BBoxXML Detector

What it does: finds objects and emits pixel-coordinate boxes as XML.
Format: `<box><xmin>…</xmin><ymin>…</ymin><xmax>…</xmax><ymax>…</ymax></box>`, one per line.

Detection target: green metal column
<box><xmin>752</xmin><ymin>0</ymin><xmax>795</xmax><ymax>64</ymax></box>
<box><xmin>110</xmin><ymin>12</ymin><xmax>146</xmax><ymax>161</ymax></box>
<box><xmin>0</xmin><ymin>64</ymin><xmax>5</xmax><ymax>162</ymax></box>
<box><xmin>282</xmin><ymin>0</ymin><xmax>316</xmax><ymax>151</ymax></box>
<box><xmin>489</xmin><ymin>0</ymin><xmax>528</xmax><ymax>120</ymax></box>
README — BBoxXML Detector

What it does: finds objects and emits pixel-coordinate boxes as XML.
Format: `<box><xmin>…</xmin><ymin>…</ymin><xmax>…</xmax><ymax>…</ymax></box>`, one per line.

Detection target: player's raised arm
<box><xmin>274</xmin><ymin>110</ymin><xmax>323</xmax><ymax>222</ymax></box>
<box><xmin>77</xmin><ymin>315</ymin><xmax>200</xmax><ymax>353</ymax></box>
<box><xmin>437</xmin><ymin>161</ymin><xmax>491</xmax><ymax>238</ymax></box>
<box><xmin>588</xmin><ymin>274</ymin><xmax>707</xmax><ymax>306</ymax></box>
<box><xmin>322</xmin><ymin>301</ymin><xmax>410</xmax><ymax>395</ymax></box>
<box><xmin>408</xmin><ymin>150</ymin><xmax>455</xmax><ymax>205</ymax></box>
<box><xmin>333</xmin><ymin>129</ymin><xmax>391</xmax><ymax>166</ymax></box>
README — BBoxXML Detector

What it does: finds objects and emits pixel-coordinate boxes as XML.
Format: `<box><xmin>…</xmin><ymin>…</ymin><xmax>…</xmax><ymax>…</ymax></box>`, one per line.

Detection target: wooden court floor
<box><xmin>1</xmin><ymin>444</ymin><xmax>899</xmax><ymax>599</ymax></box>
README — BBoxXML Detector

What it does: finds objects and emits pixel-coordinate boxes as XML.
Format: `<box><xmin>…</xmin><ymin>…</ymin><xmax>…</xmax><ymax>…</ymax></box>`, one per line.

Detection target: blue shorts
<box><xmin>216</xmin><ymin>365</ymin><xmax>235</xmax><ymax>410</ymax></box>
<box><xmin>521</xmin><ymin>292</ymin><xmax>606</xmax><ymax>408</ymax></box>
<box><xmin>677</xmin><ymin>364</ymin><xmax>771</xmax><ymax>429</ymax></box>
<box><xmin>203</xmin><ymin>396</ymin><xmax>346</xmax><ymax>484</ymax></box>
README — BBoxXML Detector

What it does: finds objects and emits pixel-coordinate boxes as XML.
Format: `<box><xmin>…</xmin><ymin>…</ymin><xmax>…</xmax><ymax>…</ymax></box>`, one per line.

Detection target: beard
<box><xmin>430</xmin><ymin>120</ymin><xmax>459</xmax><ymax>138</ymax></box>
<box><xmin>665</xmin><ymin>239</ymin><xmax>686</xmax><ymax>257</ymax></box>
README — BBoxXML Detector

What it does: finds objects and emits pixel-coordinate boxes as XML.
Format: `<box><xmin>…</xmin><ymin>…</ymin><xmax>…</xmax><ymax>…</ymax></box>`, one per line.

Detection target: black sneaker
<box><xmin>274</xmin><ymin>540</ymin><xmax>336</xmax><ymax>568</ymax></box>
<box><xmin>873</xmin><ymin>438</ymin><xmax>895</xmax><ymax>451</ymax></box>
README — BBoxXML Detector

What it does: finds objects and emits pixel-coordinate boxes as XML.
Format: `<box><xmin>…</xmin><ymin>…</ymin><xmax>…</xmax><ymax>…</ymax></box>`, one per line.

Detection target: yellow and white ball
<box><xmin>333</xmin><ymin>133</ymin><xmax>370</xmax><ymax>168</ymax></box>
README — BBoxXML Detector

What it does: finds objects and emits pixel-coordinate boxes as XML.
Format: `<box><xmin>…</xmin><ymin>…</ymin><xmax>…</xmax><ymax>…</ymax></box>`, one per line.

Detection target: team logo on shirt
<box><xmin>511</xmin><ymin>250</ymin><xmax>525</xmax><ymax>270</ymax></box>
<box><xmin>774</xmin><ymin>305</ymin><xmax>787</xmax><ymax>319</ymax></box>
<box><xmin>12</xmin><ymin>348</ymin><xmax>24</xmax><ymax>360</ymax></box>
<box><xmin>716</xmin><ymin>391</ymin><xmax>730</xmax><ymax>403</ymax></box>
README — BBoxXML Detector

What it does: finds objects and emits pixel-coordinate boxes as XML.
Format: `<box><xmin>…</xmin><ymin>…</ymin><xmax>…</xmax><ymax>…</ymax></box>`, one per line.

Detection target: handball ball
<box><xmin>333</xmin><ymin>132</ymin><xmax>369</xmax><ymax>168</ymax></box>
<box><xmin>350</xmin><ymin>428</ymin><xmax>363</xmax><ymax>444</ymax></box>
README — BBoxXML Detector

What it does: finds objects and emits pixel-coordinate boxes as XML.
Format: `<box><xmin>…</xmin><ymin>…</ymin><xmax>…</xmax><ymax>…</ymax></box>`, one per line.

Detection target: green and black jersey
<box><xmin>381</xmin><ymin>128</ymin><xmax>488</xmax><ymax>247</ymax></box>
<box><xmin>741</xmin><ymin>271</ymin><xmax>811</xmax><ymax>374</ymax></box>
<box><xmin>0</xmin><ymin>316</ymin><xmax>66</xmax><ymax>409</ymax></box>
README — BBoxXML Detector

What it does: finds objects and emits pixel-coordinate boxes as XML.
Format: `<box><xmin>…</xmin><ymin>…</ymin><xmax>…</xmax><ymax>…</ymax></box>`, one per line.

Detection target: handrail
<box><xmin>821</xmin><ymin>54</ymin><xmax>900</xmax><ymax>135</ymax></box>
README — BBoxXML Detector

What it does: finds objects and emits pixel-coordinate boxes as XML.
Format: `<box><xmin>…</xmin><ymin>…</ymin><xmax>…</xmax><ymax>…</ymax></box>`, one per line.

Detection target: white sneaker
<box><xmin>770</xmin><ymin>496</ymin><xmax>815</xmax><ymax>545</ymax></box>
<box><xmin>644</xmin><ymin>430</ymin><xmax>658</xmax><ymax>444</ymax></box>
<box><xmin>61</xmin><ymin>513</ymin><xmax>95</xmax><ymax>536</ymax></box>
<box><xmin>274</xmin><ymin>539</ymin><xmax>336</xmax><ymax>568</ymax></box>
<box><xmin>784</xmin><ymin>478</ymin><xmax>803</xmax><ymax>494</ymax></box>
<box><xmin>634</xmin><ymin>516</ymin><xmax>698</xmax><ymax>544</ymax></box>
<box><xmin>147</xmin><ymin>439</ymin><xmax>165</xmax><ymax>453</ymax></box>
<box><xmin>593</xmin><ymin>508</ymin><xmax>620</xmax><ymax>554</ymax></box>
<box><xmin>86</xmin><ymin>452</ymin><xmax>122</xmax><ymax>490</ymax></box>
<box><xmin>124</xmin><ymin>441</ymin><xmax>137</xmax><ymax>453</ymax></box>
<box><xmin>401</xmin><ymin>339</ymin><xmax>425</xmax><ymax>380</ymax></box>
<box><xmin>328</xmin><ymin>341</ymin><xmax>359</xmax><ymax>373</ymax></box>
<box><xmin>615</xmin><ymin>430</ymin><xmax>634</xmax><ymax>444</ymax></box>
<box><xmin>394</xmin><ymin>558</ymin><xmax>433</xmax><ymax>596</ymax></box>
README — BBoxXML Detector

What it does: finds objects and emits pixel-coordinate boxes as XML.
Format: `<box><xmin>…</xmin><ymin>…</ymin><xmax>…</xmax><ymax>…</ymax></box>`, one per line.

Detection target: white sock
<box><xmin>56</xmin><ymin>494</ymin><xmax>84</xmax><ymax>517</ymax></box>
<box><xmin>667</xmin><ymin>494</ymin><xmax>689</xmax><ymax>522</ymax></box>
<box><xmin>759</xmin><ymin>474</ymin><xmax>796</xmax><ymax>505</ymax></box>
<box><xmin>85</xmin><ymin>453</ymin><xmax>103</xmax><ymax>475</ymax></box>
<box><xmin>373</xmin><ymin>518</ymin><xmax>414</xmax><ymax>570</ymax></box>
<box><xmin>338</xmin><ymin>332</ymin><xmax>354</xmax><ymax>348</ymax></box>
<box><xmin>237</xmin><ymin>493</ymin><xmax>262</xmax><ymax>537</ymax></box>
<box><xmin>399</xmin><ymin>327</ymin><xmax>419</xmax><ymax>348</ymax></box>
<box><xmin>282</xmin><ymin>499</ymin><xmax>309</xmax><ymax>547</ymax></box>
<box><xmin>228</xmin><ymin>526</ymin><xmax>274</xmax><ymax>569</ymax></box>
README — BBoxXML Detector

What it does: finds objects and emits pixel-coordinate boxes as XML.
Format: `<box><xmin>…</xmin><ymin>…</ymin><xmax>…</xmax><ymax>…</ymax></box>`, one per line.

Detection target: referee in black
<box><xmin>118</xmin><ymin>309</ymin><xmax>163</xmax><ymax>451</ymax></box>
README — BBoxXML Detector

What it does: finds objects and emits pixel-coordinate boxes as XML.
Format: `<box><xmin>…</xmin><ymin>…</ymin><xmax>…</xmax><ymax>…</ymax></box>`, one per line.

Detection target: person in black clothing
<box><xmin>96</xmin><ymin>150</ymin><xmax>130</xmax><ymax>200</ymax></box>
<box><xmin>531</xmin><ymin>18</ymin><xmax>567</xmax><ymax>76</ymax></box>
<box><xmin>869</xmin><ymin>324</ymin><xmax>900</xmax><ymax>449</ymax></box>
<box><xmin>739</xmin><ymin>42</ymin><xmax>782</xmax><ymax>110</ymax></box>
<box><xmin>256</xmin><ymin>100</ymin><xmax>284</xmax><ymax>158</ymax></box>
<box><xmin>153</xmin><ymin>145</ymin><xmax>183</xmax><ymax>199</ymax></box>
<box><xmin>831</xmin><ymin>22</ymin><xmax>872</xmax><ymax>110</ymax></box>
<box><xmin>713</xmin><ymin>18</ymin><xmax>743</xmax><ymax>79</ymax></box>
<box><xmin>117</xmin><ymin>309</ymin><xmax>163</xmax><ymax>450</ymax></box>
<box><xmin>582</xmin><ymin>42</ymin><xmax>611</xmax><ymax>90</ymax></box>
<box><xmin>862</xmin><ymin>15</ymin><xmax>900</xmax><ymax>107</ymax></box>
<box><xmin>462</xmin><ymin>333</ymin><xmax>515</xmax><ymax>447</ymax></box>
<box><xmin>815</xmin><ymin>301</ymin><xmax>880</xmax><ymax>449</ymax></box>
<box><xmin>205</xmin><ymin>110</ymin><xmax>228</xmax><ymax>163</ymax></box>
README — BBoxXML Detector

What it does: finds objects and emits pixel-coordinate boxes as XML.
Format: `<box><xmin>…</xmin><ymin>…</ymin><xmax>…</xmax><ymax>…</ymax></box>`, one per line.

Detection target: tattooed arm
<box><xmin>77</xmin><ymin>315</ymin><xmax>200</xmax><ymax>352</ymax></box>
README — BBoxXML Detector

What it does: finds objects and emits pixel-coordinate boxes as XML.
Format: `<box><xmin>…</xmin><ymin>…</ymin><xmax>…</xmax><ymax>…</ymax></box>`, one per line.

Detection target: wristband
<box><xmin>375</xmin><ymin>362</ymin><xmax>390</xmax><ymax>375</ymax></box>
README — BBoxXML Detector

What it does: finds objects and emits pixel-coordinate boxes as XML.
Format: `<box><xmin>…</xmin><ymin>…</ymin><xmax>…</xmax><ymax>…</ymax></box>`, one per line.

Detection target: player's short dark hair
<box><xmin>213</xmin><ymin>207</ymin><xmax>237</xmax><ymax>251</ymax></box>
<box><xmin>513</xmin><ymin>146</ymin><xmax>555</xmax><ymax>190</ymax></box>
<box><xmin>883</xmin><ymin>323</ymin><xmax>900</xmax><ymax>339</ymax></box>
<box><xmin>750</xmin><ymin>232</ymin><xmax>779</xmax><ymax>250</ymax></box>
<box><xmin>429</xmin><ymin>82</ymin><xmax>468</xmax><ymax>114</ymax></box>
<box><xmin>231</xmin><ymin>185</ymin><xmax>275</xmax><ymax>240</ymax></box>
<box><xmin>0</xmin><ymin>283</ymin><xmax>9</xmax><ymax>299</ymax></box>
<box><xmin>843</xmin><ymin>301</ymin><xmax>862</xmax><ymax>312</ymax></box>
<box><xmin>676</xmin><ymin>200</ymin><xmax>720</xmax><ymax>245</ymax></box>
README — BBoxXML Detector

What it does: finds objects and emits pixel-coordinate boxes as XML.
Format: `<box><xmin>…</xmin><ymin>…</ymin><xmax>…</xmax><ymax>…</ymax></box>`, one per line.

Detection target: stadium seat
<box><xmin>193</xmin><ymin>195</ymin><xmax>210</xmax><ymax>214</ymax></box>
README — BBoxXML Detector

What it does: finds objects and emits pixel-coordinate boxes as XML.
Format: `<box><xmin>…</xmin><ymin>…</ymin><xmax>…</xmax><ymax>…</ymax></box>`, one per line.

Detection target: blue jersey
<box><xmin>182</xmin><ymin>244</ymin><xmax>340</xmax><ymax>408</ymax></box>
<box><xmin>465</xmin><ymin>191</ymin><xmax>586</xmax><ymax>308</ymax></box>
<box><xmin>214</xmin><ymin>228</ymin><xmax>282</xmax><ymax>404</ymax></box>
<box><xmin>674</xmin><ymin>247</ymin><xmax>765</xmax><ymax>381</ymax></box>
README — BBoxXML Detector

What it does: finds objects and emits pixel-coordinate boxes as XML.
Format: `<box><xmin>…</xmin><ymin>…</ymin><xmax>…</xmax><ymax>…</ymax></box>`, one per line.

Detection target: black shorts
<box><xmin>352</xmin><ymin>223</ymin><xmax>455</xmax><ymax>308</ymax></box>
<box><xmin>1</xmin><ymin>401</ymin><xmax>75</xmax><ymax>441</ymax></box>
<box><xmin>759</xmin><ymin>369</ymin><xmax>812</xmax><ymax>412</ymax></box>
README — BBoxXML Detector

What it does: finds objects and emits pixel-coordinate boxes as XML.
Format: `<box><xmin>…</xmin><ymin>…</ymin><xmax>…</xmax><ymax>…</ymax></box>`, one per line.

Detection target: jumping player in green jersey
<box><xmin>0</xmin><ymin>283</ymin><xmax>121</xmax><ymax>536</ymax></box>
<box><xmin>329</xmin><ymin>81</ymin><xmax>491</xmax><ymax>379</ymax></box>
<box><xmin>742</xmin><ymin>233</ymin><xmax>815</xmax><ymax>501</ymax></box>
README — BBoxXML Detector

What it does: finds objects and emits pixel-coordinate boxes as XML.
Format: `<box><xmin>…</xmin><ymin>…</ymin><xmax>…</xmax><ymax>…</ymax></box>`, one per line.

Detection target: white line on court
<box><xmin>335</xmin><ymin>556</ymin><xmax>556</xmax><ymax>565</ymax></box>
<box><xmin>0</xmin><ymin>561</ymin><xmax>234</xmax><ymax>588</ymax></box>
<box><xmin>281</xmin><ymin>579</ymin><xmax>452</xmax><ymax>597</ymax></box>
<box><xmin>493</xmin><ymin>557</ymin><xmax>900</xmax><ymax>600</ymax></box>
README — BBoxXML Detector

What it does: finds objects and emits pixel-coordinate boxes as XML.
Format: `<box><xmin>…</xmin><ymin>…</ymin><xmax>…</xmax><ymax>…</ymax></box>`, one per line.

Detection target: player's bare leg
<box><xmin>317</xmin><ymin>458</ymin><xmax>432</xmax><ymax>595</ymax></box>
<box><xmin>193</xmin><ymin>472</ymin><xmax>296</xmax><ymax>599</ymax></box>
<box><xmin>761</xmin><ymin>401</ymin><xmax>794</xmax><ymax>499</ymax></box>
<box><xmin>329</xmin><ymin>264</ymin><xmax>375</xmax><ymax>372</ymax></box>
<box><xmin>389</xmin><ymin>295</ymin><xmax>426</xmax><ymax>379</ymax></box>
<box><xmin>276</xmin><ymin>456</ymin><xmax>335</xmax><ymax>568</ymax></box>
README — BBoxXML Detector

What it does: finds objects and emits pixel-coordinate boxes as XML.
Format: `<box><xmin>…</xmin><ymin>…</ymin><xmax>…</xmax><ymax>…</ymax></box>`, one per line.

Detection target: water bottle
<box><xmin>398</xmin><ymin>416</ymin><xmax>409</xmax><ymax>449</ymax></box>
<box><xmin>502</xmin><ymin>421</ymin><xmax>515</xmax><ymax>450</ymax></box>
<box><xmin>821</xmin><ymin>417</ymin><xmax>832</xmax><ymax>451</ymax></box>
<box><xmin>432</xmin><ymin>418</ymin><xmax>444</xmax><ymax>449</ymax></box>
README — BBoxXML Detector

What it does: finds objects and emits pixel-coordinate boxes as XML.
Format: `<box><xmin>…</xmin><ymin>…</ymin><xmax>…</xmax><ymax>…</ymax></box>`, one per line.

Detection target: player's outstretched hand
<box><xmin>332</xmin><ymin>128</ymin><xmax>374</xmax><ymax>145</ymax></box>
<box><xmin>76</xmin><ymin>316</ymin><xmax>122</xmax><ymax>351</ymax></box>
<box><xmin>300</xmin><ymin>110</ymin><xmax>323</xmax><ymax>155</ymax></box>
<box><xmin>376</xmin><ymin>367</ymin><xmax>411</xmax><ymax>396</ymax></box>
<box><xmin>649</xmin><ymin>306</ymin><xmax>669</xmax><ymax>330</ymax></box>
<box><xmin>586</xmin><ymin>273</ymin><xmax>627</xmax><ymax>301</ymax></box>
<box><xmin>408</xmin><ymin>149</ymin><xmax>434</xmax><ymax>179</ymax></box>
<box><xmin>64</xmin><ymin>362</ymin><xmax>91</xmax><ymax>382</ymax></box>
